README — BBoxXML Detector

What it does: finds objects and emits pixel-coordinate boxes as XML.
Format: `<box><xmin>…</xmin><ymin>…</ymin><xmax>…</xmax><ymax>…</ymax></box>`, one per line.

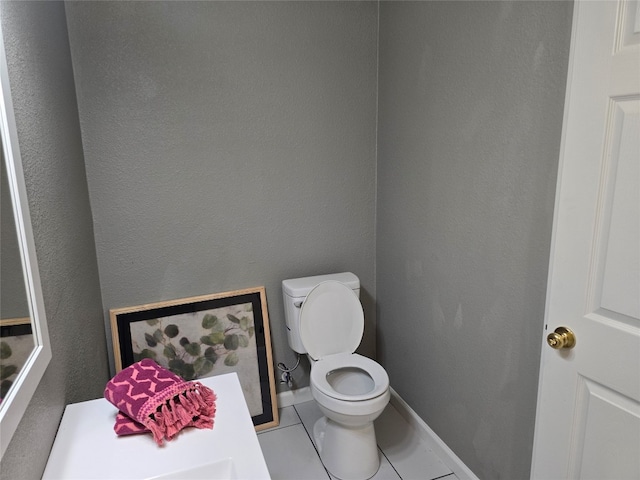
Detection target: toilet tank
<box><xmin>282</xmin><ymin>272</ymin><xmax>360</xmax><ymax>354</ymax></box>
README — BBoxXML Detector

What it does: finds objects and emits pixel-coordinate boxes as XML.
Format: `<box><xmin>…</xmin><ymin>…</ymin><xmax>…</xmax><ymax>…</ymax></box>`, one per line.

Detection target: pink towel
<box><xmin>104</xmin><ymin>359</ymin><xmax>216</xmax><ymax>445</ymax></box>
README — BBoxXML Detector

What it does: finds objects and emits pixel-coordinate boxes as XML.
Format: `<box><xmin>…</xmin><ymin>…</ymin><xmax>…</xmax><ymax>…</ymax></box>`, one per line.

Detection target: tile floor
<box><xmin>257</xmin><ymin>400</ymin><xmax>460</xmax><ymax>480</ymax></box>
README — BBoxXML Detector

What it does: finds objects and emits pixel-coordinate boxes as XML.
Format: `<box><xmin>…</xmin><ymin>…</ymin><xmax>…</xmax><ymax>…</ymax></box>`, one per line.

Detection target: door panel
<box><xmin>569</xmin><ymin>377</ymin><xmax>640</xmax><ymax>479</ymax></box>
<box><xmin>598</xmin><ymin>99</ymin><xmax>639</xmax><ymax>320</ymax></box>
<box><xmin>531</xmin><ymin>1</ymin><xmax>640</xmax><ymax>478</ymax></box>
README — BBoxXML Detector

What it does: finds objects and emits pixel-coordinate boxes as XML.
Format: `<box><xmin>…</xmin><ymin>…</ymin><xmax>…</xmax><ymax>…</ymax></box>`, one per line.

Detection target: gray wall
<box><xmin>64</xmin><ymin>1</ymin><xmax>378</xmax><ymax>389</ymax></box>
<box><xmin>0</xmin><ymin>2</ymin><xmax>109</xmax><ymax>479</ymax></box>
<box><xmin>376</xmin><ymin>1</ymin><xmax>572</xmax><ymax>478</ymax></box>
<box><xmin>0</xmin><ymin>1</ymin><xmax>575</xmax><ymax>479</ymax></box>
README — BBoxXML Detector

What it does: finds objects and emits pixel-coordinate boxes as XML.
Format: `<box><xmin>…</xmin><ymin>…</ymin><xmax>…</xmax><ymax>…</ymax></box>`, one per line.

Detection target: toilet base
<box><xmin>313</xmin><ymin>416</ymin><xmax>380</xmax><ymax>480</ymax></box>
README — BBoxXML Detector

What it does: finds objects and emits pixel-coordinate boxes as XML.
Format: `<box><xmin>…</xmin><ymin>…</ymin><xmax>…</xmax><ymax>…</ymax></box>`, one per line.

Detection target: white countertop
<box><xmin>43</xmin><ymin>372</ymin><xmax>271</xmax><ymax>479</ymax></box>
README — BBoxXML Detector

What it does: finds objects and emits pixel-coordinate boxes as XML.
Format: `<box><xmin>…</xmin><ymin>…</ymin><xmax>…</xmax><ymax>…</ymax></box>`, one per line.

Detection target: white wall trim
<box><xmin>276</xmin><ymin>386</ymin><xmax>313</xmax><ymax>408</ymax></box>
<box><xmin>389</xmin><ymin>387</ymin><xmax>479</xmax><ymax>480</ymax></box>
<box><xmin>277</xmin><ymin>386</ymin><xmax>477</xmax><ymax>479</ymax></box>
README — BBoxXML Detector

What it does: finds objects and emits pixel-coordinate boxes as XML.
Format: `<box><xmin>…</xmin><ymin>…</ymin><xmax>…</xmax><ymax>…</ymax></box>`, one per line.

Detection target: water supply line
<box><xmin>277</xmin><ymin>354</ymin><xmax>300</xmax><ymax>389</ymax></box>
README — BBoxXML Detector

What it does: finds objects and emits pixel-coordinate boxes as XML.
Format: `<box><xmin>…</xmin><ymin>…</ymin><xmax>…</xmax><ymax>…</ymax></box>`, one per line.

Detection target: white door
<box><xmin>531</xmin><ymin>1</ymin><xmax>640</xmax><ymax>479</ymax></box>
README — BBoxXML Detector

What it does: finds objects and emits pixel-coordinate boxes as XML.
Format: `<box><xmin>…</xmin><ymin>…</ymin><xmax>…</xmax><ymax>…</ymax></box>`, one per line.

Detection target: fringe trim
<box><xmin>145</xmin><ymin>382</ymin><xmax>217</xmax><ymax>446</ymax></box>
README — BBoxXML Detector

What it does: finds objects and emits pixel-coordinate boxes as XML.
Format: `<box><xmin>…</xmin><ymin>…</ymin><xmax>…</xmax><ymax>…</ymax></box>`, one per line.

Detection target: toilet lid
<box><xmin>300</xmin><ymin>280</ymin><xmax>364</xmax><ymax>360</ymax></box>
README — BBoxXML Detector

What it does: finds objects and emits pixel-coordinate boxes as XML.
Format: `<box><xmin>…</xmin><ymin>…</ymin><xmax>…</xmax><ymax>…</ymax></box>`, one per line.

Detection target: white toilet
<box><xmin>282</xmin><ymin>272</ymin><xmax>390</xmax><ymax>480</ymax></box>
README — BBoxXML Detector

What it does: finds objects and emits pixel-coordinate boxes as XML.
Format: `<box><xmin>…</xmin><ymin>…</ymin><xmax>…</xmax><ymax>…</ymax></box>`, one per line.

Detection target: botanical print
<box><xmin>0</xmin><ymin>333</ymin><xmax>33</xmax><ymax>402</ymax></box>
<box><xmin>129</xmin><ymin>302</ymin><xmax>262</xmax><ymax>417</ymax></box>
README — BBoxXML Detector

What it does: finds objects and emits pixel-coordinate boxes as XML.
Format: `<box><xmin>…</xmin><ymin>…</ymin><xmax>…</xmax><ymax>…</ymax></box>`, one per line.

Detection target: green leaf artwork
<box><xmin>153</xmin><ymin>329</ymin><xmax>164</xmax><ymax>343</ymax></box>
<box><xmin>0</xmin><ymin>334</ymin><xmax>35</xmax><ymax>402</ymax></box>
<box><xmin>0</xmin><ymin>341</ymin><xmax>12</xmax><ymax>360</ymax></box>
<box><xmin>129</xmin><ymin>302</ymin><xmax>256</xmax><ymax>381</ymax></box>
<box><xmin>204</xmin><ymin>347</ymin><xmax>218</xmax><ymax>362</ymax></box>
<box><xmin>194</xmin><ymin>357</ymin><xmax>214</xmax><ymax>376</ymax></box>
<box><xmin>224</xmin><ymin>352</ymin><xmax>239</xmax><ymax>366</ymax></box>
<box><xmin>238</xmin><ymin>335</ymin><xmax>250</xmax><ymax>348</ymax></box>
<box><xmin>144</xmin><ymin>333</ymin><xmax>157</xmax><ymax>347</ymax></box>
<box><xmin>184</xmin><ymin>342</ymin><xmax>201</xmax><ymax>356</ymax></box>
<box><xmin>202</xmin><ymin>314</ymin><xmax>219</xmax><ymax>329</ymax></box>
<box><xmin>0</xmin><ymin>364</ymin><xmax>18</xmax><ymax>380</ymax></box>
<box><xmin>163</xmin><ymin>344</ymin><xmax>177</xmax><ymax>359</ymax></box>
<box><xmin>164</xmin><ymin>324</ymin><xmax>179</xmax><ymax>338</ymax></box>
<box><xmin>0</xmin><ymin>379</ymin><xmax>12</xmax><ymax>399</ymax></box>
<box><xmin>224</xmin><ymin>334</ymin><xmax>239</xmax><ymax>351</ymax></box>
<box><xmin>133</xmin><ymin>348</ymin><xmax>157</xmax><ymax>362</ymax></box>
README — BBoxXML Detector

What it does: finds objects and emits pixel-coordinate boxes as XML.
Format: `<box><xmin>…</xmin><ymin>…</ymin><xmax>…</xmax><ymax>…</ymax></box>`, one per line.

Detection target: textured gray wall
<box><xmin>376</xmin><ymin>1</ymin><xmax>572</xmax><ymax>478</ymax></box>
<box><xmin>1</xmin><ymin>2</ymin><xmax>574</xmax><ymax>478</ymax></box>
<box><xmin>0</xmin><ymin>2</ymin><xmax>109</xmax><ymax>478</ymax></box>
<box><xmin>64</xmin><ymin>1</ymin><xmax>378</xmax><ymax>389</ymax></box>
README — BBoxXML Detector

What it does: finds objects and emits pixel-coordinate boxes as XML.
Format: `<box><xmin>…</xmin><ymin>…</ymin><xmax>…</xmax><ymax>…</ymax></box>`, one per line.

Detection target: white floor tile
<box><xmin>325</xmin><ymin>451</ymin><xmax>401</xmax><ymax>480</ymax></box>
<box><xmin>262</xmin><ymin>399</ymin><xmax>456</xmax><ymax>480</ymax></box>
<box><xmin>296</xmin><ymin>401</ymin><xmax>401</xmax><ymax>480</ymax></box>
<box><xmin>375</xmin><ymin>404</ymin><xmax>452</xmax><ymax>480</ymax></box>
<box><xmin>258</xmin><ymin>424</ymin><xmax>330</xmax><ymax>480</ymax></box>
<box><xmin>293</xmin><ymin>401</ymin><xmax>324</xmax><ymax>447</ymax></box>
<box><xmin>258</xmin><ymin>405</ymin><xmax>300</xmax><ymax>436</ymax></box>
<box><xmin>263</xmin><ymin>405</ymin><xmax>301</xmax><ymax>432</ymax></box>
<box><xmin>368</xmin><ymin>454</ymin><xmax>403</xmax><ymax>480</ymax></box>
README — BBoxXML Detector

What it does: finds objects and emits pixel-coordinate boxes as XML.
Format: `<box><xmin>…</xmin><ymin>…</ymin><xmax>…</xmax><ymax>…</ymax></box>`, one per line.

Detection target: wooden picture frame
<box><xmin>110</xmin><ymin>287</ymin><xmax>278</xmax><ymax>431</ymax></box>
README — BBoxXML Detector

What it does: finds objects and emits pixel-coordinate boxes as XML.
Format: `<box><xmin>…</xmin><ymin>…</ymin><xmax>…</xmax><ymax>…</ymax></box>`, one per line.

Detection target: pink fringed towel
<box><xmin>104</xmin><ymin>359</ymin><xmax>216</xmax><ymax>445</ymax></box>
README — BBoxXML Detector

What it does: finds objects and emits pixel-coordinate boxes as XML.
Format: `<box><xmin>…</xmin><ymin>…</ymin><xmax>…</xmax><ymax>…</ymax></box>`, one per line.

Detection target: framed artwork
<box><xmin>110</xmin><ymin>287</ymin><xmax>278</xmax><ymax>431</ymax></box>
<box><xmin>0</xmin><ymin>317</ymin><xmax>33</xmax><ymax>400</ymax></box>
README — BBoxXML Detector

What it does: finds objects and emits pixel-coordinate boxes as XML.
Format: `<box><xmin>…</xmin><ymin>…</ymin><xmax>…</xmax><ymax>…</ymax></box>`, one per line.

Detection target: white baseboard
<box><xmin>276</xmin><ymin>386</ymin><xmax>313</xmax><ymax>408</ymax></box>
<box><xmin>389</xmin><ymin>387</ymin><xmax>479</xmax><ymax>480</ymax></box>
<box><xmin>277</xmin><ymin>385</ymin><xmax>477</xmax><ymax>480</ymax></box>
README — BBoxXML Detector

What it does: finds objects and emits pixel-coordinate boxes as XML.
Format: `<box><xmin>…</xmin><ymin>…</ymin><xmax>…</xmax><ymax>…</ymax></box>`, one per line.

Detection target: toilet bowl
<box><xmin>282</xmin><ymin>273</ymin><xmax>390</xmax><ymax>480</ymax></box>
<box><xmin>309</xmin><ymin>352</ymin><xmax>390</xmax><ymax>480</ymax></box>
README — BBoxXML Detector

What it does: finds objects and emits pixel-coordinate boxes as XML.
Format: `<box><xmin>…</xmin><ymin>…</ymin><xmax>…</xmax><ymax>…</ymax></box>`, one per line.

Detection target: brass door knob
<box><xmin>547</xmin><ymin>326</ymin><xmax>576</xmax><ymax>350</ymax></box>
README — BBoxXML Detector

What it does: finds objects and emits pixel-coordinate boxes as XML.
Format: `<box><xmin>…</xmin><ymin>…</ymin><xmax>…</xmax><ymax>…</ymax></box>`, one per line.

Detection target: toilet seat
<box><xmin>301</xmin><ymin>280</ymin><xmax>389</xmax><ymax>403</ymax></box>
<box><xmin>311</xmin><ymin>352</ymin><xmax>389</xmax><ymax>402</ymax></box>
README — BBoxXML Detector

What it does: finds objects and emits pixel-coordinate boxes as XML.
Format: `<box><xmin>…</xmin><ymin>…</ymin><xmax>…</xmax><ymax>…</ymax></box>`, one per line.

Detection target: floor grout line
<box><xmin>431</xmin><ymin>473</ymin><xmax>457</xmax><ymax>480</ymax></box>
<box><xmin>293</xmin><ymin>404</ymin><xmax>332</xmax><ymax>479</ymax></box>
<box><xmin>291</xmin><ymin>404</ymin><xmax>303</xmax><ymax>425</ymax></box>
<box><xmin>265</xmin><ymin>401</ymin><xmax>458</xmax><ymax>480</ymax></box>
<box><xmin>257</xmin><ymin>406</ymin><xmax>302</xmax><ymax>435</ymax></box>
<box><xmin>379</xmin><ymin>446</ymin><xmax>403</xmax><ymax>480</ymax></box>
<box><xmin>258</xmin><ymin>422</ymin><xmax>301</xmax><ymax>435</ymax></box>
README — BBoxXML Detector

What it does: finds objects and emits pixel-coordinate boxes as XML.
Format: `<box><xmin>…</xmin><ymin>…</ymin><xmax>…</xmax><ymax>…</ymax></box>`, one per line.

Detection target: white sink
<box><xmin>43</xmin><ymin>373</ymin><xmax>270</xmax><ymax>479</ymax></box>
<box><xmin>148</xmin><ymin>457</ymin><xmax>236</xmax><ymax>480</ymax></box>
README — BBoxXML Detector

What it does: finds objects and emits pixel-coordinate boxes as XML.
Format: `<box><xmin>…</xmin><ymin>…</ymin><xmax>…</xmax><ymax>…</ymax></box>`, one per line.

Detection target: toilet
<box><xmin>282</xmin><ymin>272</ymin><xmax>390</xmax><ymax>480</ymax></box>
